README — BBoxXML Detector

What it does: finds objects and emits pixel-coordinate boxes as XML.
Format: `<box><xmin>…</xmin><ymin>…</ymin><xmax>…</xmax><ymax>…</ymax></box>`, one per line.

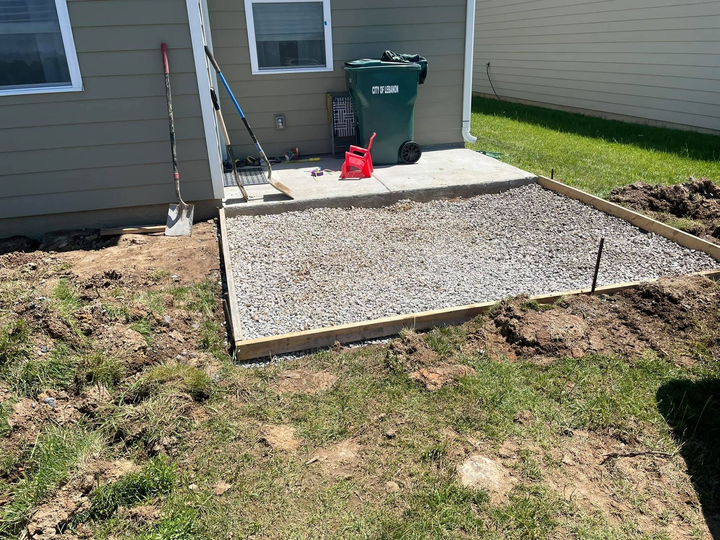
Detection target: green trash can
<box><xmin>344</xmin><ymin>59</ymin><xmax>423</xmax><ymax>165</ymax></box>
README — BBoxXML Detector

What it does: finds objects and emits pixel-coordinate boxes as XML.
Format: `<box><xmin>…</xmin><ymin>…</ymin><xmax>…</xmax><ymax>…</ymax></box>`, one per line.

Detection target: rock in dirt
<box><xmin>261</xmin><ymin>424</ymin><xmax>300</xmax><ymax>452</ymax></box>
<box><xmin>457</xmin><ymin>454</ymin><xmax>516</xmax><ymax>501</ymax></box>
<box><xmin>212</xmin><ymin>481</ymin><xmax>233</xmax><ymax>496</ymax></box>
<box><xmin>97</xmin><ymin>324</ymin><xmax>147</xmax><ymax>356</ymax></box>
<box><xmin>39</xmin><ymin>229</ymin><xmax>103</xmax><ymax>252</ymax></box>
<box><xmin>272</xmin><ymin>369</ymin><xmax>338</xmax><ymax>395</ymax></box>
<box><xmin>409</xmin><ymin>363</ymin><xmax>476</xmax><ymax>391</ymax></box>
<box><xmin>385</xmin><ymin>481</ymin><xmax>401</xmax><ymax>493</ymax></box>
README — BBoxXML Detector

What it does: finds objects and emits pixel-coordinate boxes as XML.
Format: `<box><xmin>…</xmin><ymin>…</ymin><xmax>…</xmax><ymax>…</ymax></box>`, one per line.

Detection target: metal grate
<box><xmin>223</xmin><ymin>167</ymin><xmax>269</xmax><ymax>188</ymax></box>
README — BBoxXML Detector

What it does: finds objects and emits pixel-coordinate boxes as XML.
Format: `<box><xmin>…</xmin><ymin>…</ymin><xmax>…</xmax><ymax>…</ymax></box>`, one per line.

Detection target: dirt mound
<box><xmin>609</xmin><ymin>178</ymin><xmax>720</xmax><ymax>241</ymax></box>
<box><xmin>457</xmin><ymin>276</ymin><xmax>720</xmax><ymax>363</ymax></box>
<box><xmin>385</xmin><ymin>331</ymin><xmax>439</xmax><ymax>372</ymax></box>
<box><xmin>485</xmin><ymin>295</ymin><xmax>647</xmax><ymax>360</ymax></box>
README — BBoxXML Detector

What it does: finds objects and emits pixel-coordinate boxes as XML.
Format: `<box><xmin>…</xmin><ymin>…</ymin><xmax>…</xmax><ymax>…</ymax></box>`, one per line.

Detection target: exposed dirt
<box><xmin>409</xmin><ymin>363</ymin><xmax>477</xmax><ymax>391</ymax></box>
<box><xmin>26</xmin><ymin>459</ymin><xmax>139</xmax><ymax>539</ymax></box>
<box><xmin>308</xmin><ymin>439</ymin><xmax>362</xmax><ymax>478</ymax></box>
<box><xmin>609</xmin><ymin>178</ymin><xmax>720</xmax><ymax>243</ymax></box>
<box><xmin>460</xmin><ymin>275</ymin><xmax>720</xmax><ymax>364</ymax></box>
<box><xmin>261</xmin><ymin>424</ymin><xmax>301</xmax><ymax>452</ymax></box>
<box><xmin>271</xmin><ymin>370</ymin><xmax>338</xmax><ymax>395</ymax></box>
<box><xmin>212</xmin><ymin>481</ymin><xmax>232</xmax><ymax>496</ymax></box>
<box><xmin>0</xmin><ymin>221</ymin><xmax>224</xmax><ymax>537</ymax></box>
<box><xmin>386</xmin><ymin>331</ymin><xmax>440</xmax><ymax>371</ymax></box>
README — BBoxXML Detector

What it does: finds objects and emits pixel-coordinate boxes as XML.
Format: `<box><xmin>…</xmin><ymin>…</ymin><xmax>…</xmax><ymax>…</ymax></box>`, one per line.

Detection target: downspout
<box><xmin>462</xmin><ymin>0</ymin><xmax>477</xmax><ymax>143</ymax></box>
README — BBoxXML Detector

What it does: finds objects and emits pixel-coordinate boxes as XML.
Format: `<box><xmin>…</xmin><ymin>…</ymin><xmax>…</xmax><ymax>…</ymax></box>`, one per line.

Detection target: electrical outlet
<box><xmin>275</xmin><ymin>114</ymin><xmax>286</xmax><ymax>130</ymax></box>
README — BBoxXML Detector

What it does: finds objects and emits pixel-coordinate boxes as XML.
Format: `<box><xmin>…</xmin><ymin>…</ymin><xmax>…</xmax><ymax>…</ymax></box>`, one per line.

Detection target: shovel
<box><xmin>161</xmin><ymin>43</ymin><xmax>194</xmax><ymax>236</ymax></box>
<box><xmin>205</xmin><ymin>46</ymin><xmax>293</xmax><ymax>199</ymax></box>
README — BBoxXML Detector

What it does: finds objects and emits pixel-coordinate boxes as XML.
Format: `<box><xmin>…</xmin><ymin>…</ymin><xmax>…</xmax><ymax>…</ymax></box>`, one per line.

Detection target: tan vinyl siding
<box><xmin>473</xmin><ymin>0</ymin><xmax>720</xmax><ymax>133</ymax></box>
<box><xmin>207</xmin><ymin>0</ymin><xmax>466</xmax><ymax>157</ymax></box>
<box><xmin>0</xmin><ymin>0</ymin><xmax>214</xmax><ymax>221</ymax></box>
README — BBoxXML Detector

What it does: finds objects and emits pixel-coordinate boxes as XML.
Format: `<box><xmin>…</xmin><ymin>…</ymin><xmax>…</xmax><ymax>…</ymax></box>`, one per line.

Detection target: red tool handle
<box><xmin>161</xmin><ymin>42</ymin><xmax>170</xmax><ymax>76</ymax></box>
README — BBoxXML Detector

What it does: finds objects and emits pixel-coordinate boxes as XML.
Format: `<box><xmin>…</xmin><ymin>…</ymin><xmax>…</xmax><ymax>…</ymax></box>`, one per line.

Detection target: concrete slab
<box><xmin>223</xmin><ymin>148</ymin><xmax>536</xmax><ymax>217</ymax></box>
<box><xmin>372</xmin><ymin>148</ymin><xmax>536</xmax><ymax>194</ymax></box>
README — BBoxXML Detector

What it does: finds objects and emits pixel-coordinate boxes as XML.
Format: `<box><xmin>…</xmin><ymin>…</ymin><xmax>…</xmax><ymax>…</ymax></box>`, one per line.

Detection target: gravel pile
<box><xmin>227</xmin><ymin>184</ymin><xmax>718</xmax><ymax>339</ymax></box>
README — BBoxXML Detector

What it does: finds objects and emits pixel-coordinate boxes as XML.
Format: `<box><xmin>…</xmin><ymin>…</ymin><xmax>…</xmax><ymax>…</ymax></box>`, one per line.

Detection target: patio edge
<box><xmin>223</xmin><ymin>176</ymin><xmax>537</xmax><ymax>217</ymax></box>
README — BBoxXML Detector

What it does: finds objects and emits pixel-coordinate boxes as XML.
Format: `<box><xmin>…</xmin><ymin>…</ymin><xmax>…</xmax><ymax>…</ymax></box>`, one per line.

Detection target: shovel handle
<box><xmin>205</xmin><ymin>46</ymin><xmax>221</xmax><ymax>73</ymax></box>
<box><xmin>161</xmin><ymin>43</ymin><xmax>185</xmax><ymax>206</ymax></box>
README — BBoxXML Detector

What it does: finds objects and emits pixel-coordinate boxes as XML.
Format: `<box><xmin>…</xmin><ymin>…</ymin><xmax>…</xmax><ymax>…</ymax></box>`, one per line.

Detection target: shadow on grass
<box><xmin>657</xmin><ymin>379</ymin><xmax>720</xmax><ymax>538</ymax></box>
<box><xmin>472</xmin><ymin>96</ymin><xmax>720</xmax><ymax>163</ymax></box>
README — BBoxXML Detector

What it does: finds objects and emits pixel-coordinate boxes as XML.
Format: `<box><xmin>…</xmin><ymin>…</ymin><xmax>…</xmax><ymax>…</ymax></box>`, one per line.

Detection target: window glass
<box><xmin>252</xmin><ymin>2</ymin><xmax>326</xmax><ymax>70</ymax></box>
<box><xmin>0</xmin><ymin>0</ymin><xmax>71</xmax><ymax>90</ymax></box>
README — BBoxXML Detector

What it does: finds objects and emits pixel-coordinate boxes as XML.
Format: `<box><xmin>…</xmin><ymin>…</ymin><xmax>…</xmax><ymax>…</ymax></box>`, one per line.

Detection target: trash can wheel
<box><xmin>400</xmin><ymin>141</ymin><xmax>422</xmax><ymax>164</ymax></box>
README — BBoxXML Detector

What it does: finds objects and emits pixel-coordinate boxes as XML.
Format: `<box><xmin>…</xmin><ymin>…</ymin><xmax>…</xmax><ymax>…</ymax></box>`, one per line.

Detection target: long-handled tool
<box><xmin>211</xmin><ymin>89</ymin><xmax>248</xmax><ymax>201</ymax></box>
<box><xmin>161</xmin><ymin>43</ymin><xmax>194</xmax><ymax>236</ymax></box>
<box><xmin>204</xmin><ymin>46</ymin><xmax>293</xmax><ymax>199</ymax></box>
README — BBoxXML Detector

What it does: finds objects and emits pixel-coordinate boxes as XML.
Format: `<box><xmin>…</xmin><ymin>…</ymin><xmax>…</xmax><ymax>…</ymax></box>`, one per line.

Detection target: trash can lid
<box><xmin>344</xmin><ymin>59</ymin><xmax>422</xmax><ymax>70</ymax></box>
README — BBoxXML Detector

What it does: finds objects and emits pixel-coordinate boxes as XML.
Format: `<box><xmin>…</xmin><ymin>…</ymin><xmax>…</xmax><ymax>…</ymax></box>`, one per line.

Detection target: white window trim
<box><xmin>244</xmin><ymin>0</ymin><xmax>333</xmax><ymax>76</ymax></box>
<box><xmin>0</xmin><ymin>0</ymin><xmax>83</xmax><ymax>97</ymax></box>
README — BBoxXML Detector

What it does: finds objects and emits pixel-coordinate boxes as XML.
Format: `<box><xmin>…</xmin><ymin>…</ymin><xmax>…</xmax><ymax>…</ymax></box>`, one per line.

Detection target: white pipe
<box><xmin>462</xmin><ymin>0</ymin><xmax>477</xmax><ymax>143</ymax></box>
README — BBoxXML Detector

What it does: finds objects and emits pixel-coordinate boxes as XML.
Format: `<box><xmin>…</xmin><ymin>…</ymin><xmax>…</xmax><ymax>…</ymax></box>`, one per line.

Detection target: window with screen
<box><xmin>0</xmin><ymin>0</ymin><xmax>82</xmax><ymax>95</ymax></box>
<box><xmin>245</xmin><ymin>0</ymin><xmax>333</xmax><ymax>74</ymax></box>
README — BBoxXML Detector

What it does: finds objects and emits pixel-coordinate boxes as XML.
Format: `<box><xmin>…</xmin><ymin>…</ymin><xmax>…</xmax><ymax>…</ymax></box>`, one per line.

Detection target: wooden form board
<box><xmin>218</xmin><ymin>208</ymin><xmax>244</xmax><ymax>345</ymax></box>
<box><xmin>100</xmin><ymin>225</ymin><xmax>165</xmax><ymax>236</ymax></box>
<box><xmin>234</xmin><ymin>269</ymin><xmax>720</xmax><ymax>361</ymax></box>
<box><xmin>230</xmin><ymin>177</ymin><xmax>720</xmax><ymax>361</ymax></box>
<box><xmin>538</xmin><ymin>176</ymin><xmax>720</xmax><ymax>261</ymax></box>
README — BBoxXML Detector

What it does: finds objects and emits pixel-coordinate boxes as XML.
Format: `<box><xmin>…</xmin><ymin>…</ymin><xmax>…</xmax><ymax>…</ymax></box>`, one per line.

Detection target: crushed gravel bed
<box><xmin>226</xmin><ymin>184</ymin><xmax>718</xmax><ymax>339</ymax></box>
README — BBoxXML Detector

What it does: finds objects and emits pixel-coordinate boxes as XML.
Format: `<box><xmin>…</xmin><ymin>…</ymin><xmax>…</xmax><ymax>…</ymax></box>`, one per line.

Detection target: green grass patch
<box><xmin>0</xmin><ymin>425</ymin><xmax>104</xmax><ymax>536</ymax></box>
<box><xmin>102</xmin><ymin>302</ymin><xmax>132</xmax><ymax>323</ymax></box>
<box><xmin>136</xmin><ymin>507</ymin><xmax>197</xmax><ymax>540</ymax></box>
<box><xmin>52</xmin><ymin>279</ymin><xmax>82</xmax><ymax>312</ymax></box>
<box><xmin>520</xmin><ymin>300</ymin><xmax>555</xmax><ymax>312</ymax></box>
<box><xmin>0</xmin><ymin>319</ymin><xmax>32</xmax><ymax>368</ymax></box>
<box><xmin>424</xmin><ymin>326</ymin><xmax>467</xmax><ymax>358</ymax></box>
<box><xmin>7</xmin><ymin>343</ymin><xmax>78</xmax><ymax>398</ymax></box>
<box><xmin>198</xmin><ymin>318</ymin><xmax>226</xmax><ymax>359</ymax></box>
<box><xmin>469</xmin><ymin>96</ymin><xmax>720</xmax><ymax>197</ymax></box>
<box><xmin>77</xmin><ymin>351</ymin><xmax>126</xmax><ymax>389</ymax></box>
<box><xmin>129</xmin><ymin>319</ymin><xmax>153</xmax><ymax>346</ymax></box>
<box><xmin>73</xmin><ymin>456</ymin><xmax>176</xmax><ymax>524</ymax></box>
<box><xmin>129</xmin><ymin>363</ymin><xmax>212</xmax><ymax>402</ymax></box>
<box><xmin>150</xmin><ymin>269</ymin><xmax>171</xmax><ymax>282</ymax></box>
<box><xmin>665</xmin><ymin>216</ymin><xmax>706</xmax><ymax>233</ymax></box>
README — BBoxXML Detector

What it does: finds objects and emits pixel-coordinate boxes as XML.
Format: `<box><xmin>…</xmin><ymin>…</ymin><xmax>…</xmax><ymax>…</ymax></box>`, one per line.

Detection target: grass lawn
<box><xmin>468</xmin><ymin>97</ymin><xmax>720</xmax><ymax>197</ymax></box>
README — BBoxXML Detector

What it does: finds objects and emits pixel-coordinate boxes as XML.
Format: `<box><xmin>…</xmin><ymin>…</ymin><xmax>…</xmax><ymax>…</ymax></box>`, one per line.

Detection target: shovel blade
<box><xmin>165</xmin><ymin>203</ymin><xmax>195</xmax><ymax>236</ymax></box>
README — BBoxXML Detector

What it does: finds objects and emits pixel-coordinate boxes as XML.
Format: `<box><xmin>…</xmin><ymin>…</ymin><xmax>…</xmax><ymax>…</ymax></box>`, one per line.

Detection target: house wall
<box><xmin>207</xmin><ymin>0</ymin><xmax>467</xmax><ymax>158</ymax></box>
<box><xmin>0</xmin><ymin>0</ymin><xmax>217</xmax><ymax>234</ymax></box>
<box><xmin>473</xmin><ymin>0</ymin><xmax>720</xmax><ymax>133</ymax></box>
